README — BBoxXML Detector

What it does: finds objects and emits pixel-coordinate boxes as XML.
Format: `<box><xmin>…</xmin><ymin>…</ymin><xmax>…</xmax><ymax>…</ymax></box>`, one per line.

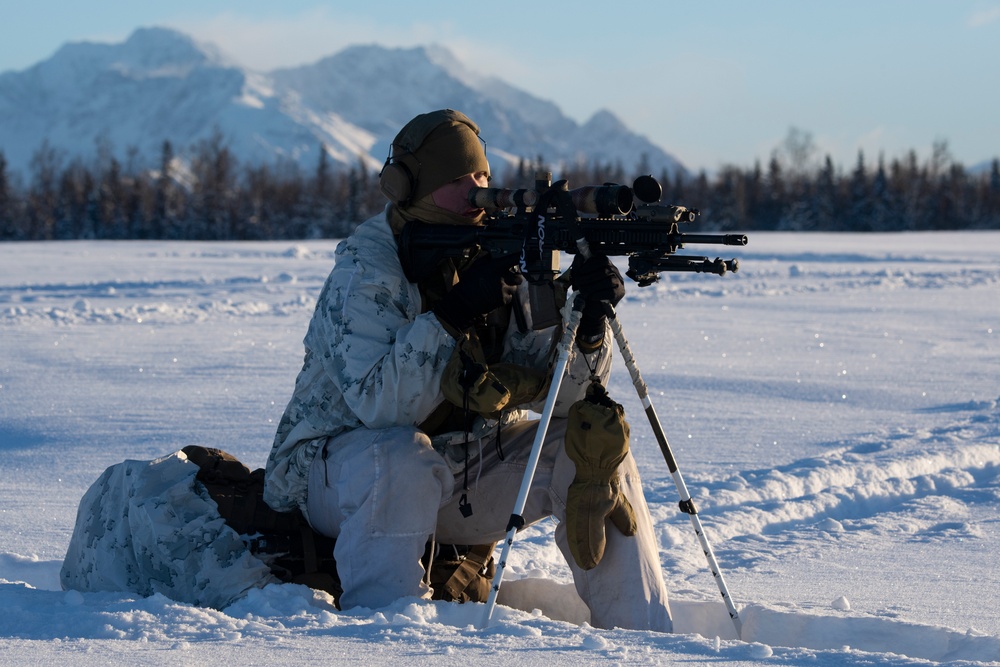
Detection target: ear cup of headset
<box><xmin>379</xmin><ymin>160</ymin><xmax>415</xmax><ymax>206</ymax></box>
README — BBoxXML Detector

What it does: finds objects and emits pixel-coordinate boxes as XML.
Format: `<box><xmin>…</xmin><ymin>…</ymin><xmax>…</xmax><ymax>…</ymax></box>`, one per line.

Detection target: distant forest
<box><xmin>2</xmin><ymin>132</ymin><xmax>998</xmax><ymax>241</ymax></box>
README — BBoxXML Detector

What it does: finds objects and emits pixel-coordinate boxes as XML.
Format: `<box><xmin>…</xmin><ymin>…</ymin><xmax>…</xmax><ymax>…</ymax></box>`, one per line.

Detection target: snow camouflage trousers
<box><xmin>60</xmin><ymin>448</ymin><xmax>490</xmax><ymax>610</ymax></box>
<box><xmin>306</xmin><ymin>419</ymin><xmax>673</xmax><ymax>632</ymax></box>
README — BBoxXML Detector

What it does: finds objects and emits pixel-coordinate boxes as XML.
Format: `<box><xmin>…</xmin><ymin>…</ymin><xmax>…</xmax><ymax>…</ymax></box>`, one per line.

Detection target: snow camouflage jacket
<box><xmin>263</xmin><ymin>206</ymin><xmax>612</xmax><ymax>516</ymax></box>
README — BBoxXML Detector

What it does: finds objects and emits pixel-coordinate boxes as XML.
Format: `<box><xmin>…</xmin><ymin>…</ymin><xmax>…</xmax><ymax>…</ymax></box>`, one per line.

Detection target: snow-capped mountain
<box><xmin>0</xmin><ymin>27</ymin><xmax>686</xmax><ymax>181</ymax></box>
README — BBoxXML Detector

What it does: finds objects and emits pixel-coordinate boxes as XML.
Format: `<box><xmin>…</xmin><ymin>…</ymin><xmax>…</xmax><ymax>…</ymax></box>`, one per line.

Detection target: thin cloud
<box><xmin>165</xmin><ymin>8</ymin><xmax>516</xmax><ymax>76</ymax></box>
<box><xmin>968</xmin><ymin>6</ymin><xmax>1000</xmax><ymax>27</ymax></box>
<box><xmin>166</xmin><ymin>9</ymin><xmax>438</xmax><ymax>70</ymax></box>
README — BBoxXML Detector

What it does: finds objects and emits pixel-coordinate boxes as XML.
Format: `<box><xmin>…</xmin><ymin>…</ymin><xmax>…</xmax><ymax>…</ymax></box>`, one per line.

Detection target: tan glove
<box><xmin>565</xmin><ymin>382</ymin><xmax>637</xmax><ymax>570</ymax></box>
<box><xmin>440</xmin><ymin>333</ymin><xmax>546</xmax><ymax>419</ymax></box>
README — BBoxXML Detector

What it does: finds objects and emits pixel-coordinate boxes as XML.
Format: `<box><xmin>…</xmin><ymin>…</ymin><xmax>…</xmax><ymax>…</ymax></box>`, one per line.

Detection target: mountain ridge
<box><xmin>0</xmin><ymin>27</ymin><xmax>686</xmax><ymax>181</ymax></box>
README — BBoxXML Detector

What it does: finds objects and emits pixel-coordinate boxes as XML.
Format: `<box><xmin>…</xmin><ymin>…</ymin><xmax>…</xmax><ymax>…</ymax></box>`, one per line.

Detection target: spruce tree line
<box><xmin>1</xmin><ymin>134</ymin><xmax>998</xmax><ymax>241</ymax></box>
<box><xmin>0</xmin><ymin>135</ymin><xmax>384</xmax><ymax>241</ymax></box>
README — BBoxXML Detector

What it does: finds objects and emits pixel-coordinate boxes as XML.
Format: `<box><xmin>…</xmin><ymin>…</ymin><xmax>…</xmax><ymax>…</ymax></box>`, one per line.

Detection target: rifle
<box><xmin>398</xmin><ymin>173</ymin><xmax>748</xmax><ymax>329</ymax></box>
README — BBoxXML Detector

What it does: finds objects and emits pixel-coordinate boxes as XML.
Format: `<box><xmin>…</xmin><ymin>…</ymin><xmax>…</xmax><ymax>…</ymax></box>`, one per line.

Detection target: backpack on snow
<box><xmin>180</xmin><ymin>445</ymin><xmax>344</xmax><ymax>602</ymax></box>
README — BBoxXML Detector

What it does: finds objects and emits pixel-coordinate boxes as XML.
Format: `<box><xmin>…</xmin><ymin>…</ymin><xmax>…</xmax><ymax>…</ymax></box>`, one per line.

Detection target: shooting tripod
<box><xmin>480</xmin><ymin>177</ymin><xmax>744</xmax><ymax>639</ymax></box>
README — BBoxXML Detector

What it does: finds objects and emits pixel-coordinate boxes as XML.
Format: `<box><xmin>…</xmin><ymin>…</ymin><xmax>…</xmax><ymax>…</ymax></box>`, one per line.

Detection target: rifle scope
<box><xmin>468</xmin><ymin>187</ymin><xmax>538</xmax><ymax>210</ymax></box>
<box><xmin>468</xmin><ymin>183</ymin><xmax>633</xmax><ymax>216</ymax></box>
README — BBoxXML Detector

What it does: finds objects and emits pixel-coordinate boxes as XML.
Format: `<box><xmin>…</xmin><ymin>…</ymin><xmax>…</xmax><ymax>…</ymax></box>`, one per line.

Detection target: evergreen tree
<box><xmin>634</xmin><ymin>153</ymin><xmax>652</xmax><ymax>180</ymax></box>
<box><xmin>122</xmin><ymin>146</ymin><xmax>151</xmax><ymax>239</ymax></box>
<box><xmin>760</xmin><ymin>153</ymin><xmax>786</xmax><ymax>230</ymax></box>
<box><xmin>0</xmin><ymin>151</ymin><xmax>14</xmax><ymax>239</ymax></box>
<box><xmin>742</xmin><ymin>160</ymin><xmax>763</xmax><ymax>229</ymax></box>
<box><xmin>97</xmin><ymin>156</ymin><xmax>126</xmax><ymax>239</ymax></box>
<box><xmin>869</xmin><ymin>154</ymin><xmax>894</xmax><ymax>231</ymax></box>
<box><xmin>273</xmin><ymin>160</ymin><xmax>309</xmax><ymax>239</ymax></box>
<box><xmin>346</xmin><ymin>160</ymin><xmax>363</xmax><ymax>231</ymax></box>
<box><xmin>940</xmin><ymin>163</ymin><xmax>971</xmax><ymax>229</ymax></box>
<box><xmin>55</xmin><ymin>159</ymin><xmax>90</xmax><ymax>239</ymax></box>
<box><xmin>515</xmin><ymin>157</ymin><xmax>528</xmax><ymax>185</ymax></box>
<box><xmin>814</xmin><ymin>155</ymin><xmax>838</xmax><ymax>229</ymax></box>
<box><xmin>689</xmin><ymin>169</ymin><xmax>711</xmax><ymax>216</ymax></box>
<box><xmin>896</xmin><ymin>151</ymin><xmax>925</xmax><ymax>230</ymax></box>
<box><xmin>848</xmin><ymin>151</ymin><xmax>872</xmax><ymax>231</ymax></box>
<box><xmin>154</xmin><ymin>140</ymin><xmax>179</xmax><ymax>238</ymax></box>
<box><xmin>656</xmin><ymin>168</ymin><xmax>673</xmax><ymax>204</ymax></box>
<box><xmin>26</xmin><ymin>140</ymin><xmax>62</xmax><ymax>240</ymax></box>
<box><xmin>713</xmin><ymin>166</ymin><xmax>746</xmax><ymax>231</ymax></box>
<box><xmin>988</xmin><ymin>159</ymin><xmax>1000</xmax><ymax>223</ymax></box>
<box><xmin>190</xmin><ymin>128</ymin><xmax>237</xmax><ymax>239</ymax></box>
<box><xmin>314</xmin><ymin>144</ymin><xmax>332</xmax><ymax>210</ymax></box>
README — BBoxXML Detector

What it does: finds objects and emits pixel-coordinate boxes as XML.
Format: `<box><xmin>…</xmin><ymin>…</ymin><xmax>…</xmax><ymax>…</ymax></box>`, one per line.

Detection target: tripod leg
<box><xmin>605</xmin><ymin>309</ymin><xmax>743</xmax><ymax>639</ymax></box>
<box><xmin>570</xmin><ymin>236</ymin><xmax>741</xmax><ymax>637</ymax></box>
<box><xmin>480</xmin><ymin>297</ymin><xmax>585</xmax><ymax>628</ymax></box>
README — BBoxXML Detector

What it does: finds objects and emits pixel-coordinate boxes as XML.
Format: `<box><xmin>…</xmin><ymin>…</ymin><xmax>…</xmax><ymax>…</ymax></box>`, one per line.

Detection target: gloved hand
<box><xmin>433</xmin><ymin>254</ymin><xmax>522</xmax><ymax>334</ymax></box>
<box><xmin>440</xmin><ymin>333</ymin><xmax>547</xmax><ymax>419</ymax></box>
<box><xmin>570</xmin><ymin>254</ymin><xmax>625</xmax><ymax>349</ymax></box>
<box><xmin>564</xmin><ymin>382</ymin><xmax>637</xmax><ymax>570</ymax></box>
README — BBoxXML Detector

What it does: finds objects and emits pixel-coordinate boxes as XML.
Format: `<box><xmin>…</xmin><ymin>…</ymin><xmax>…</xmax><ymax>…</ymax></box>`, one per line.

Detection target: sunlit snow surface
<box><xmin>1</xmin><ymin>232</ymin><xmax>998</xmax><ymax>665</ymax></box>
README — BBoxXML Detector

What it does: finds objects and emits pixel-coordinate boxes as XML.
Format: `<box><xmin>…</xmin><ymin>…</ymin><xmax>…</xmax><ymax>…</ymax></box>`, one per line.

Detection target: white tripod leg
<box><xmin>479</xmin><ymin>296</ymin><xmax>584</xmax><ymax>629</ymax></box>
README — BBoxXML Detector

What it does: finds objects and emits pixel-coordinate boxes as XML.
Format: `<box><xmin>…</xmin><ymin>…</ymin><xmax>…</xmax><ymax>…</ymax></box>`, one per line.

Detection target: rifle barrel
<box><xmin>679</xmin><ymin>233</ymin><xmax>748</xmax><ymax>246</ymax></box>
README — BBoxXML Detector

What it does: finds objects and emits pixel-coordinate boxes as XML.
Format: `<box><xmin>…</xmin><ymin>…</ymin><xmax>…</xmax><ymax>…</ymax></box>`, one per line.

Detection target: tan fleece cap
<box><xmin>393</xmin><ymin>110</ymin><xmax>490</xmax><ymax>205</ymax></box>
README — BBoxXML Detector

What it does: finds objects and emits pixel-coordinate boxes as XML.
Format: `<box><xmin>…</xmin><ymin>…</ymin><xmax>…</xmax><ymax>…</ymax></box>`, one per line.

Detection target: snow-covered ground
<box><xmin>1</xmin><ymin>232</ymin><xmax>998</xmax><ymax>666</ymax></box>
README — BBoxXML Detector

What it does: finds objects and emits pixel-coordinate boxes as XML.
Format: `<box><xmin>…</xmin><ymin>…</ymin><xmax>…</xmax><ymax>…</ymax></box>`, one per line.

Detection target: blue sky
<box><xmin>2</xmin><ymin>0</ymin><xmax>998</xmax><ymax>173</ymax></box>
